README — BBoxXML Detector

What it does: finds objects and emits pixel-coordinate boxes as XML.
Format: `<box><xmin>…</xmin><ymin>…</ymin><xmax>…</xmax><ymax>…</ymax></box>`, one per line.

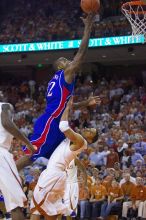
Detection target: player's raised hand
<box><xmin>87</xmin><ymin>96</ymin><xmax>101</xmax><ymax>106</ymax></box>
<box><xmin>80</xmin><ymin>12</ymin><xmax>95</xmax><ymax>28</ymax></box>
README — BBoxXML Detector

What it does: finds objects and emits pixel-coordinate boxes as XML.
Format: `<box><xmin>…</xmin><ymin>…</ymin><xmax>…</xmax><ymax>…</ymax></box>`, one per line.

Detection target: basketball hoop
<box><xmin>121</xmin><ymin>0</ymin><xmax>146</xmax><ymax>42</ymax></box>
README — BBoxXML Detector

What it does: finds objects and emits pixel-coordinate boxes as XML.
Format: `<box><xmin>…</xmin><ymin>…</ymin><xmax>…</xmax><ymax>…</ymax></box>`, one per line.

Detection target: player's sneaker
<box><xmin>63</xmin><ymin>209</ymin><xmax>77</xmax><ymax>217</ymax></box>
<box><xmin>70</xmin><ymin>210</ymin><xmax>77</xmax><ymax>217</ymax></box>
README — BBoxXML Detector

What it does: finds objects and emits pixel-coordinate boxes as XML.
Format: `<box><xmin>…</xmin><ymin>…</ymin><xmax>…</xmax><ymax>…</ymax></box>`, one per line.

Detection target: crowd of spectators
<box><xmin>0</xmin><ymin>70</ymin><xmax>146</xmax><ymax>219</ymax></box>
<box><xmin>0</xmin><ymin>0</ymin><xmax>131</xmax><ymax>44</ymax></box>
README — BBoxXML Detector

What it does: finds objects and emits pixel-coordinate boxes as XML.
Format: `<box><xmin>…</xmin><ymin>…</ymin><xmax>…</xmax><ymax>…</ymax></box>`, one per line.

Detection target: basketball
<box><xmin>81</xmin><ymin>0</ymin><xmax>100</xmax><ymax>14</ymax></box>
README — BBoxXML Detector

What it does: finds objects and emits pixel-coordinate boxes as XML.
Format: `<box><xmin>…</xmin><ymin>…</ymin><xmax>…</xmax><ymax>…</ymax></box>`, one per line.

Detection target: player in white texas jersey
<box><xmin>0</xmin><ymin>102</ymin><xmax>36</xmax><ymax>220</ymax></box>
<box><xmin>30</xmin><ymin>100</ymin><xmax>100</xmax><ymax>220</ymax></box>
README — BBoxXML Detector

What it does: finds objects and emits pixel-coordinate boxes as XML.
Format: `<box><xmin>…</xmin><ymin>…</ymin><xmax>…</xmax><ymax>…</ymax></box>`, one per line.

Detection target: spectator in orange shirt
<box><xmin>99</xmin><ymin>180</ymin><xmax>123</xmax><ymax>219</ymax></box>
<box><xmin>78</xmin><ymin>182</ymin><xmax>90</xmax><ymax>220</ymax></box>
<box><xmin>120</xmin><ymin>168</ymin><xmax>136</xmax><ymax>186</ymax></box>
<box><xmin>90</xmin><ymin>178</ymin><xmax>107</xmax><ymax>220</ymax></box>
<box><xmin>122</xmin><ymin>177</ymin><xmax>146</xmax><ymax>219</ymax></box>
<box><xmin>91</xmin><ymin>167</ymin><xmax>99</xmax><ymax>184</ymax></box>
<box><xmin>106</xmin><ymin>148</ymin><xmax>119</xmax><ymax>168</ymax></box>
<box><xmin>102</xmin><ymin>174</ymin><xmax>114</xmax><ymax>191</ymax></box>
<box><xmin>121</xmin><ymin>173</ymin><xmax>135</xmax><ymax>202</ymax></box>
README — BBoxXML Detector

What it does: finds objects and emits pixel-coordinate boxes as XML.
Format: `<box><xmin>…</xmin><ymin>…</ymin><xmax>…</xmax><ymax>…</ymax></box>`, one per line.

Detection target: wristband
<box><xmin>59</xmin><ymin>121</ymin><xmax>70</xmax><ymax>132</ymax></box>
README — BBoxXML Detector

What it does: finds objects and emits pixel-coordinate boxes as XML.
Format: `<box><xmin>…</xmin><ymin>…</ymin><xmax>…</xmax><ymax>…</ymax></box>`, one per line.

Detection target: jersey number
<box><xmin>47</xmin><ymin>82</ymin><xmax>56</xmax><ymax>97</ymax></box>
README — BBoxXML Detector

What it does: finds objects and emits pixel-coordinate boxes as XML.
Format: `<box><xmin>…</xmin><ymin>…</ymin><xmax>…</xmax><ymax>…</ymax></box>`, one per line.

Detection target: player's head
<box><xmin>54</xmin><ymin>57</ymin><xmax>71</xmax><ymax>71</ymax></box>
<box><xmin>81</xmin><ymin>127</ymin><xmax>98</xmax><ymax>144</ymax></box>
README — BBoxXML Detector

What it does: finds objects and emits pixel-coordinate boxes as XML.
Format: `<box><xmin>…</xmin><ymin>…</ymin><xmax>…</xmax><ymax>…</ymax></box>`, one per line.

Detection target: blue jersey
<box><xmin>23</xmin><ymin>70</ymin><xmax>74</xmax><ymax>161</ymax></box>
<box><xmin>45</xmin><ymin>70</ymin><xmax>73</xmax><ymax>117</ymax></box>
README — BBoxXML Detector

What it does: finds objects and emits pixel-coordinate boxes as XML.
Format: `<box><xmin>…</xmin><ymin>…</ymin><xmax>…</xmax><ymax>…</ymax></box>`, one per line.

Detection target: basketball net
<box><xmin>122</xmin><ymin>1</ymin><xmax>146</xmax><ymax>42</ymax></box>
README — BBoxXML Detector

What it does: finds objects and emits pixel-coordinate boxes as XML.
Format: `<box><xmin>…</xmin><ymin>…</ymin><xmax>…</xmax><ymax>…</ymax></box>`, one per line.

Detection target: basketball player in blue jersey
<box><xmin>17</xmin><ymin>12</ymin><xmax>97</xmax><ymax>170</ymax></box>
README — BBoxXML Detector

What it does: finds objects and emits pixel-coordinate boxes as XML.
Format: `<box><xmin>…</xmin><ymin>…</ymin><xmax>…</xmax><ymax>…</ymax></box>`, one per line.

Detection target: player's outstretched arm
<box><xmin>64</xmin><ymin>13</ymin><xmax>95</xmax><ymax>83</ymax></box>
<box><xmin>73</xmin><ymin>96</ymin><xmax>101</xmax><ymax>109</ymax></box>
<box><xmin>1</xmin><ymin>103</ymin><xmax>36</xmax><ymax>153</ymax></box>
<box><xmin>59</xmin><ymin>102</ymin><xmax>86</xmax><ymax>151</ymax></box>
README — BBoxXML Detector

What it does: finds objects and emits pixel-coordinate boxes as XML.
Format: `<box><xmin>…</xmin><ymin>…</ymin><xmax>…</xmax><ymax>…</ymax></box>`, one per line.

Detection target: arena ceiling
<box><xmin>0</xmin><ymin>44</ymin><xmax>146</xmax><ymax>67</ymax></box>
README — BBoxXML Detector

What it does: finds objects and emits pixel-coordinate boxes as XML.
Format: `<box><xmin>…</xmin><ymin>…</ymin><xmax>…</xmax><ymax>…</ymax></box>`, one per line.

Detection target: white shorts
<box><xmin>0</xmin><ymin>147</ymin><xmax>27</xmax><ymax>212</ymax></box>
<box><xmin>31</xmin><ymin>171</ymin><xmax>69</xmax><ymax>217</ymax></box>
<box><xmin>64</xmin><ymin>182</ymin><xmax>79</xmax><ymax>211</ymax></box>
